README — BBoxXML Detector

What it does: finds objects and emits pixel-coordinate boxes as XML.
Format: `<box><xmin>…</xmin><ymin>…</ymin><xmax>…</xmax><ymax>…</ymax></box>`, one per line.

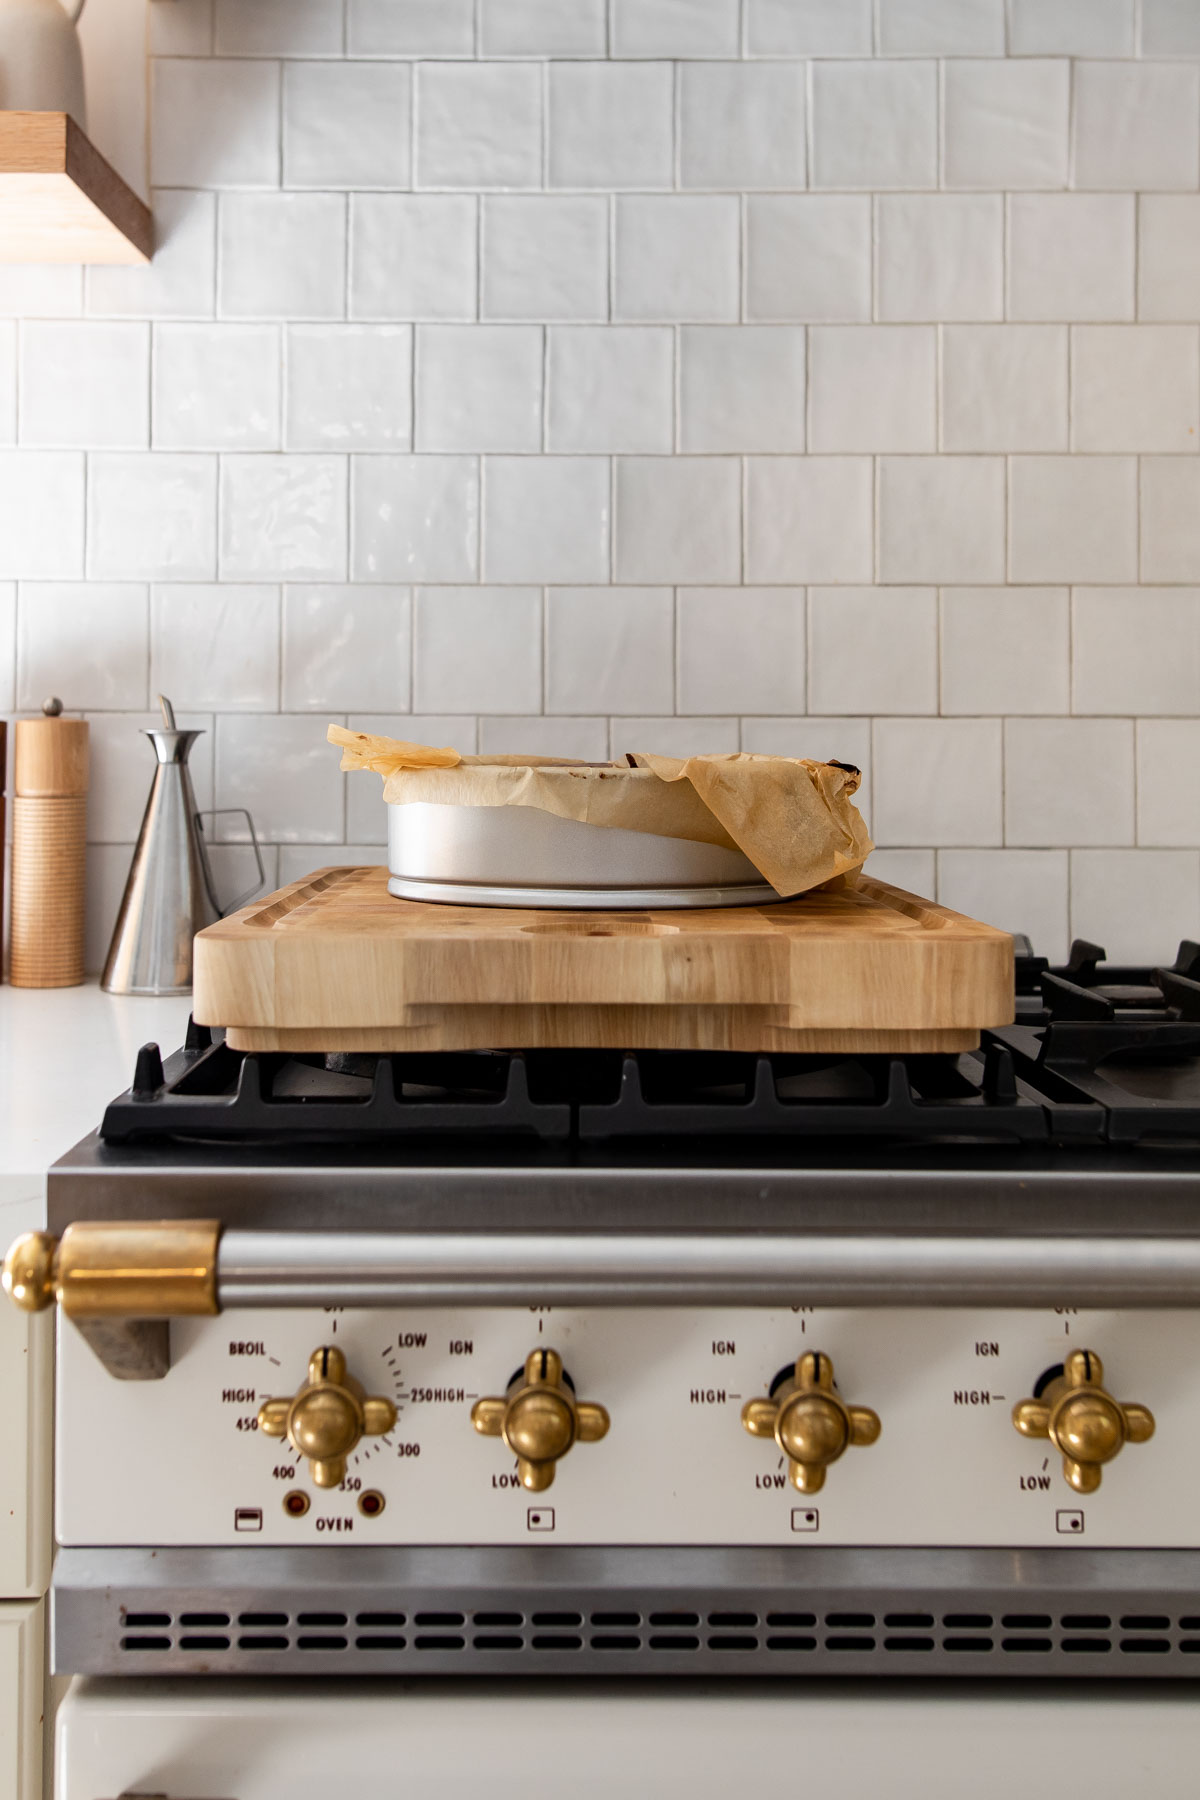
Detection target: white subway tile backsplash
<box><xmin>811</xmin><ymin>61</ymin><xmax>937</xmax><ymax>191</ymax></box>
<box><xmin>481</xmin><ymin>197</ymin><xmax>608</xmax><ymax>322</ymax></box>
<box><xmin>864</xmin><ymin>848</ymin><xmax>936</xmax><ymax>891</ymax></box>
<box><xmin>17</xmin><ymin>583</ymin><xmax>147</xmax><ymax>710</ymax></box>
<box><xmin>746</xmin><ymin>0</ymin><xmax>871</xmax><ymax>55</ymax></box>
<box><xmin>679</xmin><ymin>62</ymin><xmax>806</xmax><ymax>190</ymax></box>
<box><xmin>940</xmin><ymin>588</ymin><xmax>1070</xmax><ymax>715</ymax></box>
<box><xmin>283</xmin><ymin>62</ymin><xmax>411</xmax><ymax>190</ymax></box>
<box><xmin>1009</xmin><ymin>455</ymin><xmax>1138</xmax><ymax>584</ymax></box>
<box><xmin>480</xmin><ymin>0</ymin><xmax>605</xmax><ymax>57</ymax></box>
<box><xmin>1005</xmin><ymin>718</ymin><xmax>1135</xmax><ymax>846</ymax></box>
<box><xmin>878</xmin><ymin>456</ymin><xmax>1005</xmax><ymax>584</ymax></box>
<box><xmin>745</xmin><ymin>456</ymin><xmax>873</xmax><ymax>584</ymax></box>
<box><xmin>1142</xmin><ymin>0</ymin><xmax>1200</xmax><ymax>56</ymax></box>
<box><xmin>415</xmin><ymin>325</ymin><xmax>542</xmax><ymax>452</ymax></box>
<box><xmin>614</xmin><ymin>457</ymin><xmax>741</xmax><ymax>583</ymax></box>
<box><xmin>679</xmin><ymin>326</ymin><xmax>806</xmax><ymax>453</ymax></box>
<box><xmin>347</xmin><ymin>0</ymin><xmax>475</xmax><ymax>56</ymax></box>
<box><xmin>0</xmin><ymin>265</ymin><xmax>82</xmax><ymax>319</ymax></box>
<box><xmin>1008</xmin><ymin>195</ymin><xmax>1135</xmax><ymax>323</ymax></box>
<box><xmin>87</xmin><ymin>191</ymin><xmax>216</xmax><ymax>320</ymax></box>
<box><xmin>1073</xmin><ymin>61</ymin><xmax>1200</xmax><ymax>191</ymax></box>
<box><xmin>150</xmin><ymin>58</ymin><xmax>279</xmax><ymax>189</ymax></box>
<box><xmin>153</xmin><ymin>323</ymin><xmax>280</xmax><ymax>449</ymax></box>
<box><xmin>808</xmin><ymin>587</ymin><xmax>937</xmax><ymax>715</ymax></box>
<box><xmin>618</xmin><ymin>717</ymin><xmax>740</xmax><ymax>756</ymax></box>
<box><xmin>943</xmin><ymin>59</ymin><xmax>1069</xmax><ymax>190</ymax></box>
<box><xmin>547</xmin><ymin>327</ymin><xmax>673</xmax><ymax>453</ymax></box>
<box><xmin>546</xmin><ymin>586</ymin><xmax>674</xmax><ymax>714</ymax></box>
<box><xmin>678</xmin><ymin>587</ymin><xmax>805</xmax><ymax>714</ymax></box>
<box><xmin>941</xmin><ymin>326</ymin><xmax>1068</xmax><ymax>452</ymax></box>
<box><xmin>1070</xmin><ymin>850</ymin><xmax>1200</xmax><ymax>962</ymax></box>
<box><xmin>482</xmin><ymin>455</ymin><xmax>610</xmax><ymax>583</ymax></box>
<box><xmin>549</xmin><ymin>62</ymin><xmax>674</xmax><ymax>189</ymax></box>
<box><xmin>88</xmin><ymin>454</ymin><xmax>215</xmax><ymax>581</ymax></box>
<box><xmin>612</xmin><ymin>0</ymin><xmax>738</xmax><ymax>57</ymax></box>
<box><xmin>286</xmin><ymin>325</ymin><xmax>412</xmax><ymax>450</ymax></box>
<box><xmin>745</xmin><ymin>196</ymin><xmax>871</xmax><ymax>323</ymax></box>
<box><xmin>872</xmin><ymin>717</ymin><xmax>1003</xmax><ymax>846</ymax></box>
<box><xmin>151</xmin><ymin>583</ymin><xmax>279</xmax><ymax>709</ymax></box>
<box><xmin>219</xmin><ymin>455</ymin><xmax>347</xmax><ymax>580</ymax></box>
<box><xmin>1008</xmin><ymin>0</ymin><xmax>1133</xmax><ymax>57</ymax></box>
<box><xmin>282</xmin><ymin>585</ymin><xmax>411</xmax><ymax>712</ymax></box>
<box><xmin>480</xmin><ymin>715</ymin><xmax>609</xmax><ymax>759</ymax></box>
<box><xmin>877</xmin><ymin>196</ymin><xmax>1003</xmax><ymax>322</ymax></box>
<box><xmin>809</xmin><ymin>326</ymin><xmax>936</xmax><ymax>452</ymax></box>
<box><xmin>937</xmin><ymin>849</ymin><xmax>1069</xmax><ymax>961</ymax></box>
<box><xmin>214</xmin><ymin>0</ymin><xmax>340</xmax><ymax>55</ymax></box>
<box><xmin>1072</xmin><ymin>587</ymin><xmax>1200</xmax><ymax>715</ymax></box>
<box><xmin>1072</xmin><ymin>326</ymin><xmax>1199</xmax><ymax>453</ymax></box>
<box><xmin>417</xmin><ymin>63</ymin><xmax>542</xmax><ymax>191</ymax></box>
<box><xmin>1139</xmin><ymin>197</ymin><xmax>1200</xmax><ymax>322</ymax></box>
<box><xmin>85</xmin><ymin>709</ymin><xmax>213</xmax><ymax>844</ymax></box>
<box><xmin>0</xmin><ymin>582</ymin><xmax>14</xmax><ymax>710</ymax></box>
<box><xmin>350</xmin><ymin>196</ymin><xmax>477</xmax><ymax>322</ymax></box>
<box><xmin>1137</xmin><ymin>721</ymin><xmax>1200</xmax><ymax>848</ymax></box>
<box><xmin>216</xmin><ymin>712</ymin><xmax>344</xmax><ymax>843</ymax></box>
<box><xmin>614</xmin><ymin>196</ymin><xmax>740</xmax><ymax>322</ymax></box>
<box><xmin>1141</xmin><ymin>457</ymin><xmax>1200</xmax><ymax>581</ymax></box>
<box><xmin>20</xmin><ymin>322</ymin><xmax>149</xmax><ymax>448</ymax></box>
<box><xmin>1</xmin><ymin>454</ymin><xmax>84</xmax><ymax>578</ymax></box>
<box><xmin>414</xmin><ymin>587</ymin><xmax>542</xmax><ymax>713</ymax></box>
<box><xmin>879</xmin><ymin>0</ymin><xmax>1004</xmax><ymax>55</ymax></box>
<box><xmin>352</xmin><ymin>454</ymin><xmax>479</xmax><ymax>581</ymax></box>
<box><xmin>218</xmin><ymin>193</ymin><xmax>346</xmax><ymax>319</ymax></box>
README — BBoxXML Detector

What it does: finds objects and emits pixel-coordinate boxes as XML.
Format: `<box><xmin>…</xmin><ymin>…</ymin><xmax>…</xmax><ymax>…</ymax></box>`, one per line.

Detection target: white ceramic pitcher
<box><xmin>0</xmin><ymin>0</ymin><xmax>87</xmax><ymax>126</ymax></box>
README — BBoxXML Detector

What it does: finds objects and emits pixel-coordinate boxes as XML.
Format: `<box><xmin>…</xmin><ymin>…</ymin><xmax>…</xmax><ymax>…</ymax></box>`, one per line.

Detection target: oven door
<box><xmin>58</xmin><ymin>1678</ymin><xmax>1200</xmax><ymax>1799</ymax></box>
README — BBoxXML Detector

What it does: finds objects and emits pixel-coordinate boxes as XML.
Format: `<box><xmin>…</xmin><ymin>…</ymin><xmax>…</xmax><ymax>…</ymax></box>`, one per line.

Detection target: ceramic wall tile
<box><xmin>87</xmin><ymin>191</ymin><xmax>217</xmax><ymax>321</ymax></box>
<box><xmin>219</xmin><ymin>455</ymin><xmax>347</xmax><ymax>580</ymax></box>
<box><xmin>811</xmin><ymin>61</ymin><xmax>937</xmax><ymax>190</ymax></box>
<box><xmin>0</xmin><ymin>454</ymin><xmax>84</xmax><ymax>578</ymax></box>
<box><xmin>1008</xmin><ymin>0</ymin><xmax>1132</xmax><ymax>57</ymax></box>
<box><xmin>1137</xmin><ymin>721</ymin><xmax>1200</xmax><ymax>848</ymax></box>
<box><xmin>151</xmin><ymin>57</ymin><xmax>279</xmax><ymax>189</ymax></box>
<box><xmin>1072</xmin><ymin>587</ymin><xmax>1200</xmax><ymax>715</ymax></box>
<box><xmin>877</xmin><ymin>195</ymin><xmax>1003</xmax><ymax>322</ymax></box>
<box><xmin>745</xmin><ymin>196</ymin><xmax>871</xmax><ymax>323</ymax></box>
<box><xmin>149</xmin><ymin>0</ymin><xmax>213</xmax><ymax>55</ymax></box>
<box><xmin>615</xmin><ymin>716</ymin><xmax>740</xmax><ymax>755</ymax></box>
<box><xmin>88</xmin><ymin>454</ymin><xmax>216</xmax><ymax>581</ymax></box>
<box><xmin>150</xmin><ymin>583</ymin><xmax>279</xmax><ymax>710</ymax></box>
<box><xmin>482</xmin><ymin>456</ymin><xmax>611</xmax><ymax>583</ymax></box>
<box><xmin>351</xmin><ymin>454</ymin><xmax>480</xmax><ymax>583</ymax></box>
<box><xmin>878</xmin><ymin>0</ymin><xmax>1004</xmax><ymax>54</ymax></box>
<box><xmin>679</xmin><ymin>326</ymin><xmax>806</xmax><ymax>453</ymax></box>
<box><xmin>350</xmin><ymin>196</ymin><xmax>477</xmax><ymax>322</ymax></box>
<box><xmin>546</xmin><ymin>586</ymin><xmax>674</xmax><ymax>714</ymax></box>
<box><xmin>481</xmin><ymin>197</ymin><xmax>608</xmax><ymax>322</ymax></box>
<box><xmin>1008</xmin><ymin>196</ymin><xmax>1135</xmax><ymax>322</ymax></box>
<box><xmin>614</xmin><ymin>457</ymin><xmax>741</xmax><ymax>583</ymax></box>
<box><xmin>679</xmin><ymin>62</ymin><xmax>806</xmax><ymax>190</ymax></box>
<box><xmin>877</xmin><ymin>456</ymin><xmax>1006</xmax><ymax>584</ymax></box>
<box><xmin>20</xmin><ymin>323</ymin><xmax>149</xmax><ymax>449</ymax></box>
<box><xmin>213</xmin><ymin>0</ymin><xmax>341</xmax><ymax>55</ymax></box>
<box><xmin>1139</xmin><ymin>197</ymin><xmax>1200</xmax><ymax>323</ymax></box>
<box><xmin>286</xmin><ymin>325</ymin><xmax>412</xmax><ymax>450</ymax></box>
<box><xmin>872</xmin><ymin>717</ymin><xmax>1003</xmax><ymax>846</ymax></box>
<box><xmin>940</xmin><ymin>588</ymin><xmax>1070</xmax><ymax>715</ymax></box>
<box><xmin>479</xmin><ymin>715</ymin><xmax>610</xmax><ymax>759</ymax></box>
<box><xmin>1072</xmin><ymin>326</ymin><xmax>1200</xmax><ymax>453</ymax></box>
<box><xmin>940</xmin><ymin>325</ymin><xmax>1068</xmax><ymax>452</ymax></box>
<box><xmin>1005</xmin><ymin>718</ymin><xmax>1135</xmax><ymax>846</ymax></box>
<box><xmin>480</xmin><ymin>0</ymin><xmax>605</xmax><ymax>57</ymax></box>
<box><xmin>746</xmin><ymin>0</ymin><xmax>872</xmax><ymax>56</ymax></box>
<box><xmin>1141</xmin><ymin>458</ymin><xmax>1200</xmax><ymax>582</ymax></box>
<box><xmin>216</xmin><ymin>713</ymin><xmax>345</xmax><ymax>843</ymax></box>
<box><xmin>614</xmin><ymin>196</ymin><xmax>740</xmax><ymax>322</ymax></box>
<box><xmin>1069</xmin><ymin>850</ymin><xmax>1200</xmax><ymax>962</ymax></box>
<box><xmin>1008</xmin><ymin>455</ymin><xmax>1138</xmax><ymax>584</ymax></box>
<box><xmin>1073</xmin><ymin>61</ymin><xmax>1200</xmax><ymax>190</ymax></box>
<box><xmin>17</xmin><ymin>583</ymin><xmax>147</xmax><ymax>710</ymax></box>
<box><xmin>283</xmin><ymin>62</ymin><xmax>412</xmax><ymax>190</ymax></box>
<box><xmin>943</xmin><ymin>59</ymin><xmax>1069</xmax><ymax>189</ymax></box>
<box><xmin>415</xmin><ymin>325</ymin><xmax>543</xmax><ymax>452</ymax></box>
<box><xmin>153</xmin><ymin>323</ymin><xmax>280</xmax><ymax>449</ymax></box>
<box><xmin>1142</xmin><ymin>0</ymin><xmax>1200</xmax><ymax>55</ymax></box>
<box><xmin>677</xmin><ymin>588</ymin><xmax>805</xmax><ymax>714</ymax></box>
<box><xmin>745</xmin><ymin>456</ymin><xmax>873</xmax><ymax>585</ymax></box>
<box><xmin>282</xmin><ymin>585</ymin><xmax>411</xmax><ymax>712</ymax></box>
<box><xmin>347</xmin><ymin>0</ymin><xmax>475</xmax><ymax>56</ymax></box>
<box><xmin>809</xmin><ymin>326</ymin><xmax>936</xmax><ymax>452</ymax></box>
<box><xmin>218</xmin><ymin>194</ymin><xmax>346</xmax><ymax>319</ymax></box>
<box><xmin>937</xmin><ymin>849</ymin><xmax>1070</xmax><ymax>961</ymax></box>
<box><xmin>413</xmin><ymin>587</ymin><xmax>542</xmax><ymax>713</ymax></box>
<box><xmin>809</xmin><ymin>587</ymin><xmax>938</xmax><ymax>715</ymax></box>
<box><xmin>612</xmin><ymin>0</ymin><xmax>738</xmax><ymax>57</ymax></box>
<box><xmin>417</xmin><ymin>63</ymin><xmax>542</xmax><ymax>191</ymax></box>
<box><xmin>0</xmin><ymin>583</ymin><xmax>14</xmax><ymax>711</ymax></box>
<box><xmin>549</xmin><ymin>62</ymin><xmax>674</xmax><ymax>189</ymax></box>
<box><xmin>547</xmin><ymin>327</ymin><xmax>674</xmax><ymax>453</ymax></box>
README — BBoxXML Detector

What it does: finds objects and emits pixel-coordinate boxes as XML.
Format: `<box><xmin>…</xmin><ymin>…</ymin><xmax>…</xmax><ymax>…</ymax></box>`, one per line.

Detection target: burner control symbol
<box><xmin>1012</xmin><ymin>1350</ymin><xmax>1154</xmax><ymax>1494</ymax></box>
<box><xmin>257</xmin><ymin>1346</ymin><xmax>397</xmax><ymax>1489</ymax></box>
<box><xmin>472</xmin><ymin>1348</ymin><xmax>609</xmax><ymax>1492</ymax></box>
<box><xmin>742</xmin><ymin>1352</ymin><xmax>881</xmax><ymax>1494</ymax></box>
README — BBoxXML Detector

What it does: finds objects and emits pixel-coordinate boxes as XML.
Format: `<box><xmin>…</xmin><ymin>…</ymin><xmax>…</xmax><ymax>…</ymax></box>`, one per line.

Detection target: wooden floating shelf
<box><xmin>0</xmin><ymin>111</ymin><xmax>151</xmax><ymax>264</ymax></box>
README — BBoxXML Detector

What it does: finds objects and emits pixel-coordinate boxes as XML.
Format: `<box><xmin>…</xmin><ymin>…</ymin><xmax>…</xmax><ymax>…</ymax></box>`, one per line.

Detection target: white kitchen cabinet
<box><xmin>0</xmin><ymin>1601</ymin><xmax>43</xmax><ymax>1800</ymax></box>
<box><xmin>0</xmin><ymin>1191</ymin><xmax>52</xmax><ymax>1602</ymax></box>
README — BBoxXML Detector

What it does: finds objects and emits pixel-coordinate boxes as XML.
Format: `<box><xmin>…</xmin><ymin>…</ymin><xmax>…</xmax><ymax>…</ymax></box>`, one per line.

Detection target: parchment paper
<box><xmin>327</xmin><ymin>725</ymin><xmax>873</xmax><ymax>896</ymax></box>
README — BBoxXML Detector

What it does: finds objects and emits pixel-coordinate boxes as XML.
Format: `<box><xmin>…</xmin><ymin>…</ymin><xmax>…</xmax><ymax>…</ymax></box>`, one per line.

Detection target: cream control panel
<box><xmin>55</xmin><ymin>1307</ymin><xmax>1197</xmax><ymax>1549</ymax></box>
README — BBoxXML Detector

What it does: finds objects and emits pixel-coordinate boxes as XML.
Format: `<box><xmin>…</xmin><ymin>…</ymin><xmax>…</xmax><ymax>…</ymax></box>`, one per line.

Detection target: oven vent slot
<box><xmin>111</xmin><ymin>1603</ymin><xmax>1190</xmax><ymax>1665</ymax></box>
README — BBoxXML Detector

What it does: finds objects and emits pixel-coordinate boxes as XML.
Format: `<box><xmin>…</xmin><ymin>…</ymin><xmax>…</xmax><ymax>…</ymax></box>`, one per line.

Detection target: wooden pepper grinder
<box><xmin>10</xmin><ymin>698</ymin><xmax>89</xmax><ymax>988</ymax></box>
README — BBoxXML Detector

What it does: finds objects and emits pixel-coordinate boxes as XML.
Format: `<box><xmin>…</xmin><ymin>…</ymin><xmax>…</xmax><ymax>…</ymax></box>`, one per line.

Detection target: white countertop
<box><xmin>0</xmin><ymin>982</ymin><xmax>193</xmax><ymax>1189</ymax></box>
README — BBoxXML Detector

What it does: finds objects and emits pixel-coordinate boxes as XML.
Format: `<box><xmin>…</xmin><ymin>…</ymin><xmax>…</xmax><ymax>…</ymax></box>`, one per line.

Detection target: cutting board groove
<box><xmin>194</xmin><ymin>866</ymin><xmax>1014</xmax><ymax>1053</ymax></box>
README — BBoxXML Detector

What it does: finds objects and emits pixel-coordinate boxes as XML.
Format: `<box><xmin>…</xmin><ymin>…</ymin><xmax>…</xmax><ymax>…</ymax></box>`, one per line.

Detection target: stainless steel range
<box><xmin>10</xmin><ymin>936</ymin><xmax>1200</xmax><ymax>1681</ymax></box>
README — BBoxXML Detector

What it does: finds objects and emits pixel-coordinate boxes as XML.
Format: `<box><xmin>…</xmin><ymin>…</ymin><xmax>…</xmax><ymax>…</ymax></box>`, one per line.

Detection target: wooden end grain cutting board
<box><xmin>193</xmin><ymin>866</ymin><xmax>1014</xmax><ymax>1054</ymax></box>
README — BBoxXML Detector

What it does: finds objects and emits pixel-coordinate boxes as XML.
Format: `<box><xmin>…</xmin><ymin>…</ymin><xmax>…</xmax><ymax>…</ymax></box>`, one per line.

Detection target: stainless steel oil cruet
<box><xmin>101</xmin><ymin>696</ymin><xmax>264</xmax><ymax>996</ymax></box>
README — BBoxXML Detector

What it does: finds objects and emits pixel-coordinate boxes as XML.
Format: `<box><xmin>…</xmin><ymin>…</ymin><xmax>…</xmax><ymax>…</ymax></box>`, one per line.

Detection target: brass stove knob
<box><xmin>471</xmin><ymin>1348</ymin><xmax>610</xmax><ymax>1492</ymax></box>
<box><xmin>1012</xmin><ymin>1349</ymin><xmax>1154</xmax><ymax>1493</ymax></box>
<box><xmin>258</xmin><ymin>1346</ymin><xmax>397</xmax><ymax>1489</ymax></box>
<box><xmin>742</xmin><ymin>1351</ymin><xmax>881</xmax><ymax>1493</ymax></box>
